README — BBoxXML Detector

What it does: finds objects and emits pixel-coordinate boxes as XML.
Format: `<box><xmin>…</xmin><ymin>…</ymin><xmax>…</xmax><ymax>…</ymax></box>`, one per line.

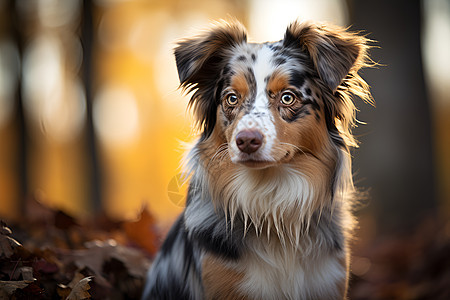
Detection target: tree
<box><xmin>349</xmin><ymin>0</ymin><xmax>436</xmax><ymax>232</ymax></box>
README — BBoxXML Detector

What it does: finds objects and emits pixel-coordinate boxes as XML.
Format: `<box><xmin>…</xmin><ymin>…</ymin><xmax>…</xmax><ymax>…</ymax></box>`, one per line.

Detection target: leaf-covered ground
<box><xmin>348</xmin><ymin>216</ymin><xmax>450</xmax><ymax>300</ymax></box>
<box><xmin>0</xmin><ymin>196</ymin><xmax>159</xmax><ymax>299</ymax></box>
<box><xmin>1</xmin><ymin>197</ymin><xmax>449</xmax><ymax>299</ymax></box>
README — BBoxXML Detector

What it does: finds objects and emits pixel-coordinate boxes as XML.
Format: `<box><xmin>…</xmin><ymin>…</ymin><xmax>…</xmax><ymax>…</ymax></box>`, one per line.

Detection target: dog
<box><xmin>142</xmin><ymin>20</ymin><xmax>372</xmax><ymax>300</ymax></box>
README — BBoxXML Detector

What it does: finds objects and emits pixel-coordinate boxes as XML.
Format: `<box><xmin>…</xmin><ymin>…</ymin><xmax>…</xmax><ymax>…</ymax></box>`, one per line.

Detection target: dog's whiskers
<box><xmin>211</xmin><ymin>143</ymin><xmax>228</xmax><ymax>161</ymax></box>
<box><xmin>205</xmin><ymin>143</ymin><xmax>229</xmax><ymax>170</ymax></box>
<box><xmin>279</xmin><ymin>142</ymin><xmax>319</xmax><ymax>160</ymax></box>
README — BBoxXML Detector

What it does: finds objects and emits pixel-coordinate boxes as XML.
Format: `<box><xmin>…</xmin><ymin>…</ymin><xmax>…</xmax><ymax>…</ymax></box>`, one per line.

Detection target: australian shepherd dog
<box><xmin>142</xmin><ymin>20</ymin><xmax>372</xmax><ymax>300</ymax></box>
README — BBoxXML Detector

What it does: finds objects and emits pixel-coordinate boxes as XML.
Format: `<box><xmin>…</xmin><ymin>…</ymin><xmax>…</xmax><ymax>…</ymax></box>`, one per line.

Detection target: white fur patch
<box><xmin>224</xmin><ymin>165</ymin><xmax>315</xmax><ymax>246</ymax></box>
<box><xmin>230</xmin><ymin>45</ymin><xmax>278</xmax><ymax>163</ymax></box>
<box><xmin>237</xmin><ymin>243</ymin><xmax>346</xmax><ymax>299</ymax></box>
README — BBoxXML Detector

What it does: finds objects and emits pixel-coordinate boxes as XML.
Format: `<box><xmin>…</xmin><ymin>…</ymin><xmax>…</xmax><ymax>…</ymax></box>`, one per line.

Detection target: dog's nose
<box><xmin>236</xmin><ymin>130</ymin><xmax>263</xmax><ymax>154</ymax></box>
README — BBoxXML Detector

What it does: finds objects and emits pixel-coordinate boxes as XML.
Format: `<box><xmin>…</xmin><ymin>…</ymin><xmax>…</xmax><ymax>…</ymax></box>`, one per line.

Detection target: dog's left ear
<box><xmin>283</xmin><ymin>21</ymin><xmax>368</xmax><ymax>92</ymax></box>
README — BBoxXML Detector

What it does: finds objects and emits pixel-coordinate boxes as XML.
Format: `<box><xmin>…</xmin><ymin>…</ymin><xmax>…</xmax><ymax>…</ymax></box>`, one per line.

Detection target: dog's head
<box><xmin>175</xmin><ymin>20</ymin><xmax>371</xmax><ymax>170</ymax></box>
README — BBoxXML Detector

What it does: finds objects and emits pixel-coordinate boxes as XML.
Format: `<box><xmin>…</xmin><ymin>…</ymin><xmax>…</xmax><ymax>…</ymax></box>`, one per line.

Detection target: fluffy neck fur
<box><xmin>185</xmin><ymin>139</ymin><xmax>354</xmax><ymax>250</ymax></box>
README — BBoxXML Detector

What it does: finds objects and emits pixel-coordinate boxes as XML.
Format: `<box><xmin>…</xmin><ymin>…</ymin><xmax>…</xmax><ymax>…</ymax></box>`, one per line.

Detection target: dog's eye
<box><xmin>280</xmin><ymin>92</ymin><xmax>296</xmax><ymax>106</ymax></box>
<box><xmin>226</xmin><ymin>93</ymin><xmax>239</xmax><ymax>106</ymax></box>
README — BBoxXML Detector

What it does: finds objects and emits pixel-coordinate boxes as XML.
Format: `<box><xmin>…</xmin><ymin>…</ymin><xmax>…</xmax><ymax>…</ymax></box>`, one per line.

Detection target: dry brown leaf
<box><xmin>57</xmin><ymin>284</ymin><xmax>71</xmax><ymax>300</ymax></box>
<box><xmin>0</xmin><ymin>225</ymin><xmax>12</xmax><ymax>236</ymax></box>
<box><xmin>0</xmin><ymin>280</ymin><xmax>32</xmax><ymax>296</ymax></box>
<box><xmin>58</xmin><ymin>272</ymin><xmax>85</xmax><ymax>299</ymax></box>
<box><xmin>123</xmin><ymin>205</ymin><xmax>160</xmax><ymax>255</ymax></box>
<box><xmin>0</xmin><ymin>224</ymin><xmax>21</xmax><ymax>258</ymax></box>
<box><xmin>62</xmin><ymin>239</ymin><xmax>150</xmax><ymax>281</ymax></box>
<box><xmin>110</xmin><ymin>242</ymin><xmax>151</xmax><ymax>278</ymax></box>
<box><xmin>66</xmin><ymin>276</ymin><xmax>93</xmax><ymax>300</ymax></box>
<box><xmin>1</xmin><ymin>203</ymin><xmax>153</xmax><ymax>298</ymax></box>
<box><xmin>64</xmin><ymin>242</ymin><xmax>107</xmax><ymax>276</ymax></box>
<box><xmin>0</xmin><ymin>235</ymin><xmax>14</xmax><ymax>258</ymax></box>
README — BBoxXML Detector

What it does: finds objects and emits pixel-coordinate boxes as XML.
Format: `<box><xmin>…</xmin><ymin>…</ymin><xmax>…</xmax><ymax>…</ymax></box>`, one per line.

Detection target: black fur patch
<box><xmin>310</xmin><ymin>209</ymin><xmax>344</xmax><ymax>252</ymax></box>
<box><xmin>323</xmin><ymin>101</ymin><xmax>346</xmax><ymax>148</ymax></box>
<box><xmin>184</xmin><ymin>182</ymin><xmax>245</xmax><ymax>260</ymax></box>
<box><xmin>268</xmin><ymin>43</ymin><xmax>282</xmax><ymax>52</ymax></box>
<box><xmin>222</xmin><ymin>64</ymin><xmax>232</xmax><ymax>77</ymax></box>
<box><xmin>280</xmin><ymin>106</ymin><xmax>310</xmax><ymax>123</ymax></box>
<box><xmin>191</xmin><ymin>214</ymin><xmax>244</xmax><ymax>260</ymax></box>
<box><xmin>237</xmin><ymin>55</ymin><xmax>247</xmax><ymax>61</ymax></box>
<box><xmin>289</xmin><ymin>70</ymin><xmax>306</xmax><ymax>89</ymax></box>
<box><xmin>274</xmin><ymin>56</ymin><xmax>287</xmax><ymax>66</ymax></box>
<box><xmin>142</xmin><ymin>215</ymin><xmax>203</xmax><ymax>300</ymax></box>
<box><xmin>315</xmin><ymin>111</ymin><xmax>321</xmax><ymax>121</ymax></box>
<box><xmin>241</xmin><ymin>68</ymin><xmax>257</xmax><ymax>113</ymax></box>
<box><xmin>302</xmin><ymin>98</ymin><xmax>320</xmax><ymax>111</ymax></box>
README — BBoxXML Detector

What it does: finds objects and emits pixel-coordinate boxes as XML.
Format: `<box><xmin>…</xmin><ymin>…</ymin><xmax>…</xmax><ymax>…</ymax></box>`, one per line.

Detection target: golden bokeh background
<box><xmin>0</xmin><ymin>0</ymin><xmax>449</xmax><ymax>233</ymax></box>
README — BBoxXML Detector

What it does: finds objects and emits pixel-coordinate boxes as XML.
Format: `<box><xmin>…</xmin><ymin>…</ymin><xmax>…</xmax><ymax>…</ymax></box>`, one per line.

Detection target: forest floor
<box><xmin>1</xmin><ymin>196</ymin><xmax>449</xmax><ymax>299</ymax></box>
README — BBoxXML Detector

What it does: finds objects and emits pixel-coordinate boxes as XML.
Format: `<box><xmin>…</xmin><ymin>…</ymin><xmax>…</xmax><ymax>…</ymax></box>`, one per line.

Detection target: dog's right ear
<box><xmin>174</xmin><ymin>21</ymin><xmax>247</xmax><ymax>137</ymax></box>
<box><xmin>175</xmin><ymin>21</ymin><xmax>247</xmax><ymax>88</ymax></box>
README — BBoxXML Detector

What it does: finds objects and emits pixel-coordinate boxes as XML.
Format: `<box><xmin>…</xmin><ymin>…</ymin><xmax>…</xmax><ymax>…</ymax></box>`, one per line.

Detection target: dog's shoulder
<box><xmin>141</xmin><ymin>214</ymin><xmax>202</xmax><ymax>299</ymax></box>
<box><xmin>184</xmin><ymin>177</ymin><xmax>245</xmax><ymax>260</ymax></box>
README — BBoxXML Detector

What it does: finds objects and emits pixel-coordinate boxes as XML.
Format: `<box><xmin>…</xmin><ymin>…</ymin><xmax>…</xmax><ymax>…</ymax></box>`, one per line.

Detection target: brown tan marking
<box><xmin>230</xmin><ymin>71</ymin><xmax>249</xmax><ymax>98</ymax></box>
<box><xmin>266</xmin><ymin>69</ymin><xmax>290</xmax><ymax>94</ymax></box>
<box><xmin>202</xmin><ymin>254</ymin><xmax>248</xmax><ymax>300</ymax></box>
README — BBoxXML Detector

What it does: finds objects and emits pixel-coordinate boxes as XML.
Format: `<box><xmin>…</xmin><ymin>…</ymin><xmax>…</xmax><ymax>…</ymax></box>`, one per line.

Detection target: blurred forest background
<box><xmin>0</xmin><ymin>0</ymin><xmax>449</xmax><ymax>299</ymax></box>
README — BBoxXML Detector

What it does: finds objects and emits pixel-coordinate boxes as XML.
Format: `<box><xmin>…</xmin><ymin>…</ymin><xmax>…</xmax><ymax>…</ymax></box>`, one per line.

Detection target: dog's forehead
<box><xmin>230</xmin><ymin>42</ymin><xmax>284</xmax><ymax>65</ymax></box>
<box><xmin>227</xmin><ymin>43</ymin><xmax>276</xmax><ymax>86</ymax></box>
<box><xmin>227</xmin><ymin>42</ymin><xmax>307</xmax><ymax>92</ymax></box>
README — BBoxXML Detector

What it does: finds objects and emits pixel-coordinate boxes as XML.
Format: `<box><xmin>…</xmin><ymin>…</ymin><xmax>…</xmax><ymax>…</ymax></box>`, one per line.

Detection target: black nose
<box><xmin>236</xmin><ymin>130</ymin><xmax>263</xmax><ymax>154</ymax></box>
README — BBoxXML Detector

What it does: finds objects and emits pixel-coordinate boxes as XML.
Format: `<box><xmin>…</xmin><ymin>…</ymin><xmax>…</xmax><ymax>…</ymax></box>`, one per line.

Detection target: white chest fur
<box><xmin>237</xmin><ymin>238</ymin><xmax>347</xmax><ymax>300</ymax></box>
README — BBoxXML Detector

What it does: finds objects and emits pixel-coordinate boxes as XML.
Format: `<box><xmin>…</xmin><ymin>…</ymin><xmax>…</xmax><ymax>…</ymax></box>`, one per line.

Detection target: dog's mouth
<box><xmin>232</xmin><ymin>150</ymin><xmax>291</xmax><ymax>169</ymax></box>
<box><xmin>237</xmin><ymin>159</ymin><xmax>277</xmax><ymax>169</ymax></box>
<box><xmin>230</xmin><ymin>143</ymin><xmax>296</xmax><ymax>169</ymax></box>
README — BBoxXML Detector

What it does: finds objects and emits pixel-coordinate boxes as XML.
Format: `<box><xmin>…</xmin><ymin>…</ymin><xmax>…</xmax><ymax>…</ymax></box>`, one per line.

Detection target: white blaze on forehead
<box><xmin>253</xmin><ymin>46</ymin><xmax>276</xmax><ymax>96</ymax></box>
<box><xmin>230</xmin><ymin>45</ymin><xmax>277</xmax><ymax>162</ymax></box>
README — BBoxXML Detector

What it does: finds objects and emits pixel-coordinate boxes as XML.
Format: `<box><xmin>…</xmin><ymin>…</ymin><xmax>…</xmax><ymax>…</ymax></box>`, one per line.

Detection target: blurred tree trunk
<box><xmin>348</xmin><ymin>0</ymin><xmax>436</xmax><ymax>232</ymax></box>
<box><xmin>10</xmin><ymin>0</ymin><xmax>28</xmax><ymax>215</ymax></box>
<box><xmin>81</xmin><ymin>0</ymin><xmax>102</xmax><ymax>213</ymax></box>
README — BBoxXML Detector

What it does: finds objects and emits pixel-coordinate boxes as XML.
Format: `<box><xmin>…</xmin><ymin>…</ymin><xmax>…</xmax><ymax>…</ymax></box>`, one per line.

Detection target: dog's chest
<box><xmin>202</xmin><ymin>236</ymin><xmax>347</xmax><ymax>300</ymax></box>
<box><xmin>242</xmin><ymin>239</ymin><xmax>346</xmax><ymax>299</ymax></box>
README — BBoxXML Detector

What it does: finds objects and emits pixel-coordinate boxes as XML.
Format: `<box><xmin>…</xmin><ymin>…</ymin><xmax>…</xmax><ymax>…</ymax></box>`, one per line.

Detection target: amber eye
<box><xmin>226</xmin><ymin>93</ymin><xmax>239</xmax><ymax>106</ymax></box>
<box><xmin>280</xmin><ymin>92</ymin><xmax>296</xmax><ymax>106</ymax></box>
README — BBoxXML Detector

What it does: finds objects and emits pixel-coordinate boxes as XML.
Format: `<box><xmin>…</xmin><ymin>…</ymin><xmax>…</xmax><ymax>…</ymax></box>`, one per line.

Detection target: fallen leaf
<box><xmin>1</xmin><ymin>203</ymin><xmax>154</xmax><ymax>299</ymax></box>
<box><xmin>123</xmin><ymin>205</ymin><xmax>160</xmax><ymax>255</ymax></box>
<box><xmin>62</xmin><ymin>240</ymin><xmax>114</xmax><ymax>277</ymax></box>
<box><xmin>57</xmin><ymin>285</ymin><xmax>71</xmax><ymax>299</ymax></box>
<box><xmin>0</xmin><ymin>223</ymin><xmax>21</xmax><ymax>258</ymax></box>
<box><xmin>0</xmin><ymin>235</ymin><xmax>14</xmax><ymax>258</ymax></box>
<box><xmin>66</xmin><ymin>276</ymin><xmax>92</xmax><ymax>300</ymax></box>
<box><xmin>0</xmin><ymin>223</ymin><xmax>12</xmax><ymax>235</ymax></box>
<box><xmin>61</xmin><ymin>239</ymin><xmax>150</xmax><ymax>280</ymax></box>
<box><xmin>0</xmin><ymin>280</ymin><xmax>32</xmax><ymax>296</ymax></box>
